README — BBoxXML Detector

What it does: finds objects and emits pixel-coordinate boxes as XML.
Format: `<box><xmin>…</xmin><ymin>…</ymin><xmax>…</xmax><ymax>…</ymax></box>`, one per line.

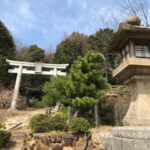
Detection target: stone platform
<box><xmin>106</xmin><ymin>127</ymin><xmax>150</xmax><ymax>150</ymax></box>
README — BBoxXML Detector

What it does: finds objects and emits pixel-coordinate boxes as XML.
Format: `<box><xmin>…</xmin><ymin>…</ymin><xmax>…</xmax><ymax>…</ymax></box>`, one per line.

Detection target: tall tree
<box><xmin>88</xmin><ymin>28</ymin><xmax>119</xmax><ymax>84</ymax></box>
<box><xmin>42</xmin><ymin>52</ymin><xmax>110</xmax><ymax>126</ymax></box>
<box><xmin>28</xmin><ymin>45</ymin><xmax>45</xmax><ymax>62</ymax></box>
<box><xmin>16</xmin><ymin>45</ymin><xmax>45</xmax><ymax>62</ymax></box>
<box><xmin>0</xmin><ymin>21</ymin><xmax>16</xmax><ymax>87</ymax></box>
<box><xmin>0</xmin><ymin>21</ymin><xmax>15</xmax><ymax>58</ymax></box>
<box><xmin>88</xmin><ymin>28</ymin><xmax>115</xmax><ymax>53</ymax></box>
<box><xmin>42</xmin><ymin>76</ymin><xmax>69</xmax><ymax>107</ymax></box>
<box><xmin>54</xmin><ymin>32</ymin><xmax>88</xmax><ymax>64</ymax></box>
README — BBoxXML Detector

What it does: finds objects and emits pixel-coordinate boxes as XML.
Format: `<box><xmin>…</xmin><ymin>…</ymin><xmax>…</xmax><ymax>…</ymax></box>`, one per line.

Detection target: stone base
<box><xmin>123</xmin><ymin>75</ymin><xmax>150</xmax><ymax>126</ymax></box>
<box><xmin>106</xmin><ymin>127</ymin><xmax>150</xmax><ymax>150</ymax></box>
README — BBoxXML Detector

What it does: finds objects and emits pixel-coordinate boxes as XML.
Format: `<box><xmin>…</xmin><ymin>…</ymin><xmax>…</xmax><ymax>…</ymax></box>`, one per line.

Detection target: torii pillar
<box><xmin>11</xmin><ymin>65</ymin><xmax>23</xmax><ymax>110</ymax></box>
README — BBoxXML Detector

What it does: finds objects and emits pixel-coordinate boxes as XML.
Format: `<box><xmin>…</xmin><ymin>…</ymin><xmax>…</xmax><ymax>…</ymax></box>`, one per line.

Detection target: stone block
<box><xmin>106</xmin><ymin>127</ymin><xmax>150</xmax><ymax>150</ymax></box>
<box><xmin>122</xmin><ymin>138</ymin><xmax>133</xmax><ymax>150</ymax></box>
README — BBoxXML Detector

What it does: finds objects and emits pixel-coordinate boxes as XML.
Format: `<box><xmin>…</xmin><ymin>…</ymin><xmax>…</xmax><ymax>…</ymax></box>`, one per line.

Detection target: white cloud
<box><xmin>0</xmin><ymin>0</ymin><xmax>134</xmax><ymax>51</ymax></box>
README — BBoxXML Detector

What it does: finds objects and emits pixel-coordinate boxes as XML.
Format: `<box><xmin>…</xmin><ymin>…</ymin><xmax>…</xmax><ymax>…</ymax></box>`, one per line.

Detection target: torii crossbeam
<box><xmin>6</xmin><ymin>59</ymin><xmax>69</xmax><ymax>111</ymax></box>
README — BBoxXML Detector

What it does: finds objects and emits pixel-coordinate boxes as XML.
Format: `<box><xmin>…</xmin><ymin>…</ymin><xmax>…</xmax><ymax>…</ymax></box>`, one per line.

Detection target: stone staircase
<box><xmin>8</xmin><ymin>130</ymin><xmax>27</xmax><ymax>150</ymax></box>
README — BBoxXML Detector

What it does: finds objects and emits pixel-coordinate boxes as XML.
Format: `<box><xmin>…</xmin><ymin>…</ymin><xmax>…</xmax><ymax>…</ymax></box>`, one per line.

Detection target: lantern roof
<box><xmin>107</xmin><ymin>17</ymin><xmax>150</xmax><ymax>53</ymax></box>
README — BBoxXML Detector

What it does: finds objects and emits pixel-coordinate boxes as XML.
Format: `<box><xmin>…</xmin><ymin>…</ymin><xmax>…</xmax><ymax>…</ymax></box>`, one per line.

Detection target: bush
<box><xmin>0</xmin><ymin>123</ymin><xmax>5</xmax><ymax>129</ymax></box>
<box><xmin>0</xmin><ymin>130</ymin><xmax>11</xmax><ymax>148</ymax></box>
<box><xmin>29</xmin><ymin>114</ymin><xmax>68</xmax><ymax>133</ymax></box>
<box><xmin>49</xmin><ymin>114</ymin><xmax>68</xmax><ymax>131</ymax></box>
<box><xmin>29</xmin><ymin>114</ymin><xmax>49</xmax><ymax>133</ymax></box>
<box><xmin>56</xmin><ymin>105</ymin><xmax>68</xmax><ymax>119</ymax></box>
<box><xmin>70</xmin><ymin>117</ymin><xmax>90</xmax><ymax>133</ymax></box>
<box><xmin>29</xmin><ymin>98</ymin><xmax>44</xmax><ymax>108</ymax></box>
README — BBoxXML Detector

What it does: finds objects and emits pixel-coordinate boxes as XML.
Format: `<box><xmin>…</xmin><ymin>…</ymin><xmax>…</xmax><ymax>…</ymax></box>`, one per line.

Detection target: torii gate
<box><xmin>6</xmin><ymin>59</ymin><xmax>69</xmax><ymax>111</ymax></box>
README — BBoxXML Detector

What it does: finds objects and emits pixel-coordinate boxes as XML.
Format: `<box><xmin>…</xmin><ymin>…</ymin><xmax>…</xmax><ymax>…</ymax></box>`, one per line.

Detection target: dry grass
<box><xmin>90</xmin><ymin>125</ymin><xmax>113</xmax><ymax>133</ymax></box>
<box><xmin>0</xmin><ymin>109</ymin><xmax>8</xmax><ymax>122</ymax></box>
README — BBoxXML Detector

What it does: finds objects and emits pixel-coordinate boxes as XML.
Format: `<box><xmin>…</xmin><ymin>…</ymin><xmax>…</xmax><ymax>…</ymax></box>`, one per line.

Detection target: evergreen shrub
<box><xmin>70</xmin><ymin>117</ymin><xmax>90</xmax><ymax>133</ymax></box>
<box><xmin>29</xmin><ymin>114</ymin><xmax>49</xmax><ymax>133</ymax></box>
<box><xmin>29</xmin><ymin>114</ymin><xmax>67</xmax><ymax>133</ymax></box>
<box><xmin>0</xmin><ymin>130</ymin><xmax>11</xmax><ymax>148</ymax></box>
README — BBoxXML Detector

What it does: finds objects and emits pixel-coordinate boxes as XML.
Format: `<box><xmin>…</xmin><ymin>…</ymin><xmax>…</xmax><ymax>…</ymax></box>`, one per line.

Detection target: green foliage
<box><xmin>105</xmin><ymin>53</ymin><xmax>121</xmax><ymax>85</ymax></box>
<box><xmin>88</xmin><ymin>28</ymin><xmax>115</xmax><ymax>53</ymax></box>
<box><xmin>56</xmin><ymin>105</ymin><xmax>68</xmax><ymax>119</ymax></box>
<box><xmin>15</xmin><ymin>45</ymin><xmax>47</xmax><ymax>98</ymax></box>
<box><xmin>42</xmin><ymin>52</ymin><xmax>110</xmax><ymax>124</ymax></box>
<box><xmin>28</xmin><ymin>45</ymin><xmax>45</xmax><ymax>62</ymax></box>
<box><xmin>87</xmin><ymin>28</ymin><xmax>120</xmax><ymax>84</ymax></box>
<box><xmin>99</xmin><ymin>99</ymin><xmax>114</xmax><ymax>125</ymax></box>
<box><xmin>69</xmin><ymin>52</ymin><xmax>110</xmax><ymax>102</ymax></box>
<box><xmin>0</xmin><ymin>123</ymin><xmax>5</xmax><ymax>129</ymax></box>
<box><xmin>0</xmin><ymin>21</ymin><xmax>16</xmax><ymax>87</ymax></box>
<box><xmin>29</xmin><ymin>114</ymin><xmax>67</xmax><ymax>133</ymax></box>
<box><xmin>0</xmin><ymin>56</ymin><xmax>11</xmax><ymax>87</ymax></box>
<box><xmin>48</xmin><ymin>114</ymin><xmax>67</xmax><ymax>131</ymax></box>
<box><xmin>29</xmin><ymin>97</ymin><xmax>44</xmax><ymax>108</ymax></box>
<box><xmin>72</xmin><ymin>97</ymin><xmax>98</xmax><ymax>109</ymax></box>
<box><xmin>42</xmin><ymin>52</ymin><xmax>109</xmax><ymax>108</ymax></box>
<box><xmin>16</xmin><ymin>45</ymin><xmax>45</xmax><ymax>62</ymax></box>
<box><xmin>29</xmin><ymin>114</ymin><xmax>49</xmax><ymax>133</ymax></box>
<box><xmin>0</xmin><ymin>21</ymin><xmax>15</xmax><ymax>58</ymax></box>
<box><xmin>0</xmin><ymin>130</ymin><xmax>11</xmax><ymax>148</ymax></box>
<box><xmin>70</xmin><ymin>117</ymin><xmax>90</xmax><ymax>133</ymax></box>
<box><xmin>42</xmin><ymin>76</ymin><xmax>70</xmax><ymax>107</ymax></box>
<box><xmin>0</xmin><ymin>123</ymin><xmax>3</xmax><ymax>129</ymax></box>
<box><xmin>54</xmin><ymin>32</ymin><xmax>88</xmax><ymax>64</ymax></box>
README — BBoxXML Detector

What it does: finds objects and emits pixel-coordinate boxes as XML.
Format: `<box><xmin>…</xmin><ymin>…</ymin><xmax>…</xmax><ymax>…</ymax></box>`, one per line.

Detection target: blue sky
<box><xmin>0</xmin><ymin>0</ymin><xmax>149</xmax><ymax>52</ymax></box>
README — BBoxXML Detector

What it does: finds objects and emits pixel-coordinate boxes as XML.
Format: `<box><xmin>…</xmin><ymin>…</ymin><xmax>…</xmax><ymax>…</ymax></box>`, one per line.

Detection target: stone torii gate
<box><xmin>6</xmin><ymin>59</ymin><xmax>69</xmax><ymax>111</ymax></box>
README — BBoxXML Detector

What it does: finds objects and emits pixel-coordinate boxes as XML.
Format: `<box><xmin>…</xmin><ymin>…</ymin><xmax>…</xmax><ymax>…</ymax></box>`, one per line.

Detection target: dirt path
<box><xmin>0</xmin><ymin>108</ymin><xmax>46</xmax><ymax>130</ymax></box>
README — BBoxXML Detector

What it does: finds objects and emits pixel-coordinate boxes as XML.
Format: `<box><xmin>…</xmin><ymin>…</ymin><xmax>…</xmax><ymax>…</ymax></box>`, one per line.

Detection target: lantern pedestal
<box><xmin>106</xmin><ymin>127</ymin><xmax>150</xmax><ymax>150</ymax></box>
<box><xmin>123</xmin><ymin>75</ymin><xmax>150</xmax><ymax>126</ymax></box>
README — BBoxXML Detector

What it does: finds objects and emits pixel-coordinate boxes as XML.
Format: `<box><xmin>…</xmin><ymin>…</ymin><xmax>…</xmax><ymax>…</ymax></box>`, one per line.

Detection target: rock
<box><xmin>33</xmin><ymin>133</ymin><xmax>42</xmax><ymax>139</ymax></box>
<box><xmin>74</xmin><ymin>137</ymin><xmax>86</xmax><ymax>150</ymax></box>
<box><xmin>86</xmin><ymin>140</ymin><xmax>95</xmax><ymax>150</ymax></box>
<box><xmin>21</xmin><ymin>139</ymin><xmax>30</xmax><ymax>150</ymax></box>
<box><xmin>91</xmin><ymin>132</ymin><xmax>111</xmax><ymax>150</ymax></box>
<box><xmin>50</xmin><ymin>143</ymin><xmax>63</xmax><ymax>150</ymax></box>
<box><xmin>33</xmin><ymin>140</ymin><xmax>49</xmax><ymax>150</ymax></box>
<box><xmin>27</xmin><ymin>133</ymin><xmax>33</xmax><ymax>141</ymax></box>
<box><xmin>28</xmin><ymin>138</ymin><xmax>36</xmax><ymax>149</ymax></box>
<box><xmin>62</xmin><ymin>133</ymin><xmax>74</xmax><ymax>146</ymax></box>
<box><xmin>21</xmin><ymin>132</ymin><xmax>112</xmax><ymax>150</ymax></box>
<box><xmin>49</xmin><ymin>134</ymin><xmax>62</xmax><ymax>143</ymax></box>
<box><xmin>41</xmin><ymin>135</ymin><xmax>49</xmax><ymax>146</ymax></box>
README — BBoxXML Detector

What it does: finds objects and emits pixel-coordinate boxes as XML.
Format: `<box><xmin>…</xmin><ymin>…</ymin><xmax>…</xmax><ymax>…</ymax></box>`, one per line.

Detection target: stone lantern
<box><xmin>106</xmin><ymin>16</ymin><xmax>150</xmax><ymax>150</ymax></box>
<box><xmin>108</xmin><ymin>16</ymin><xmax>150</xmax><ymax>126</ymax></box>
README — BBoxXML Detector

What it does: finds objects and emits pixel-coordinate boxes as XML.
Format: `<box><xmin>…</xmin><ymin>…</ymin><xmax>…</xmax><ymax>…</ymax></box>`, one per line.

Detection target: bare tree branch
<box><xmin>118</xmin><ymin>0</ymin><xmax>149</xmax><ymax>26</ymax></box>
